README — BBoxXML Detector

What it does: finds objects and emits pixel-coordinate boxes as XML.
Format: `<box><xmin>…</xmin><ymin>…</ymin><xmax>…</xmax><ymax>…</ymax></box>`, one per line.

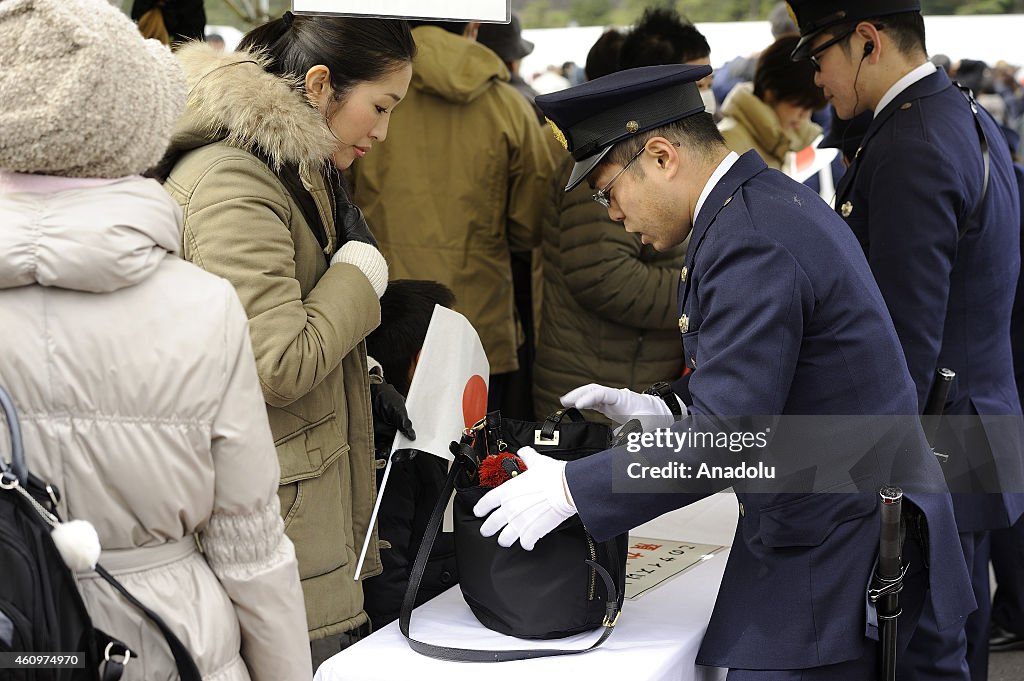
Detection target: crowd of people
<box><xmin>0</xmin><ymin>0</ymin><xmax>1022</xmax><ymax>679</ymax></box>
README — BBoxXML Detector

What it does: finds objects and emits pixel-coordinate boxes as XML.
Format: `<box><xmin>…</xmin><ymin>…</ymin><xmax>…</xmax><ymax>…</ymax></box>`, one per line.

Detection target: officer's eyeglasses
<box><xmin>808</xmin><ymin>29</ymin><xmax>855</xmax><ymax>72</ymax></box>
<box><xmin>592</xmin><ymin>145</ymin><xmax>646</xmax><ymax>208</ymax></box>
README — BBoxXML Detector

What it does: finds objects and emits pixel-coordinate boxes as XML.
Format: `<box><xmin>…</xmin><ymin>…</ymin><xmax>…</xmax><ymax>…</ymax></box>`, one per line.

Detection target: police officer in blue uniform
<box><xmin>471</xmin><ymin>64</ymin><xmax>975</xmax><ymax>679</ymax></box>
<box><xmin>987</xmin><ymin>138</ymin><xmax>1024</xmax><ymax>656</ymax></box>
<box><xmin>788</xmin><ymin>2</ymin><xmax>1024</xmax><ymax>678</ymax></box>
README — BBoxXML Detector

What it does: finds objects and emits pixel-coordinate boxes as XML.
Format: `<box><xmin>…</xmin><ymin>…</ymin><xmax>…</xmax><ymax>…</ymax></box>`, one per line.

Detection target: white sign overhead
<box><xmin>292</xmin><ymin>0</ymin><xmax>509</xmax><ymax>22</ymax></box>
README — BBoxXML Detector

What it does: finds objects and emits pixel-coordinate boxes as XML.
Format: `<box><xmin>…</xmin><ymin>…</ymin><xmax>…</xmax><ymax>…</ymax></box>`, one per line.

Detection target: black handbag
<box><xmin>399</xmin><ymin>409</ymin><xmax>628</xmax><ymax>662</ymax></box>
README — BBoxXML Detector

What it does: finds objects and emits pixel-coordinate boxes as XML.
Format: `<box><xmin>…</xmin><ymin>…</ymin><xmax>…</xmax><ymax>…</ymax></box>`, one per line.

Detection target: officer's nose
<box><xmin>607</xmin><ymin>203</ymin><xmax>625</xmax><ymax>223</ymax></box>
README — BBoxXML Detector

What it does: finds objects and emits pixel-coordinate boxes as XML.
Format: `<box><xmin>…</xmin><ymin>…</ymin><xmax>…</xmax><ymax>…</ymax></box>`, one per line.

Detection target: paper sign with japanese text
<box><xmin>292</xmin><ymin>0</ymin><xmax>509</xmax><ymax>22</ymax></box>
<box><xmin>624</xmin><ymin>537</ymin><xmax>727</xmax><ymax>600</ymax></box>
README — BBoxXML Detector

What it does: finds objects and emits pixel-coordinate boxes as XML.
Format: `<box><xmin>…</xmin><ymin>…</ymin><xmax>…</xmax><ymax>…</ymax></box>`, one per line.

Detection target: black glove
<box><xmin>338</xmin><ymin>200</ymin><xmax>379</xmax><ymax>248</ymax></box>
<box><xmin>371</xmin><ymin>382</ymin><xmax>416</xmax><ymax>453</ymax></box>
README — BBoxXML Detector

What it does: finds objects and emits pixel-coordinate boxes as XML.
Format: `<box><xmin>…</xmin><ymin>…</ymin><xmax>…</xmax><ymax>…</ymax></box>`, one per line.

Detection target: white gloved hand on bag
<box><xmin>473</xmin><ymin>447</ymin><xmax>576</xmax><ymax>551</ymax></box>
<box><xmin>560</xmin><ymin>383</ymin><xmax>686</xmax><ymax>432</ymax></box>
<box><xmin>330</xmin><ymin>241</ymin><xmax>388</xmax><ymax>298</ymax></box>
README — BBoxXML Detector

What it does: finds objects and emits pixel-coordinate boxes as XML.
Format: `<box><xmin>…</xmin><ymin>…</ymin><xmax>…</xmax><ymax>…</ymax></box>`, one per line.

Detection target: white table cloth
<box><xmin>315</xmin><ymin>491</ymin><xmax>740</xmax><ymax>681</ymax></box>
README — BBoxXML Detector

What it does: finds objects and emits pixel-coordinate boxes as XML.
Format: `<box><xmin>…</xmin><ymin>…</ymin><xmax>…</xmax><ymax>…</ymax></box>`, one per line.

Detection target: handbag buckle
<box><xmin>534</xmin><ymin>430</ymin><xmax>559</xmax><ymax>446</ymax></box>
<box><xmin>463</xmin><ymin>417</ymin><xmax>487</xmax><ymax>437</ymax></box>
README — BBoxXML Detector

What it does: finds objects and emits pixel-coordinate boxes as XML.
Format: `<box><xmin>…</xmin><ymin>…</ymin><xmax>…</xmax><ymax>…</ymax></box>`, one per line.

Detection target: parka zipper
<box><xmin>586</xmin><ymin>533</ymin><xmax>598</xmax><ymax>600</ymax></box>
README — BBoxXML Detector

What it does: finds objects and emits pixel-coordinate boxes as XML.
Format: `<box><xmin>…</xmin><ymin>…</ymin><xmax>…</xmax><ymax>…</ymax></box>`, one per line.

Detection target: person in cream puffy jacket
<box><xmin>0</xmin><ymin>0</ymin><xmax>310</xmax><ymax>679</ymax></box>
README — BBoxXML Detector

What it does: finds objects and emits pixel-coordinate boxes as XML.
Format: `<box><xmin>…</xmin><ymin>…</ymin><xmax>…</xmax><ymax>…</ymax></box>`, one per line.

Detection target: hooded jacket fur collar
<box><xmin>164</xmin><ymin>43</ymin><xmax>336</xmax><ymax>172</ymax></box>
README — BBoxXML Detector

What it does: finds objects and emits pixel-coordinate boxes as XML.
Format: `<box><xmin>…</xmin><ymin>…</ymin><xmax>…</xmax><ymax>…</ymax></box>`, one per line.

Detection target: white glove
<box><xmin>330</xmin><ymin>241</ymin><xmax>388</xmax><ymax>298</ymax></box>
<box><xmin>560</xmin><ymin>383</ymin><xmax>686</xmax><ymax>432</ymax></box>
<box><xmin>474</xmin><ymin>447</ymin><xmax>576</xmax><ymax>551</ymax></box>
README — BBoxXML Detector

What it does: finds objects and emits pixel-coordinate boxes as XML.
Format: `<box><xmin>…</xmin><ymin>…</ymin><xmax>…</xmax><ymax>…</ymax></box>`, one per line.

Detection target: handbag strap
<box><xmin>94</xmin><ymin>564</ymin><xmax>202</xmax><ymax>681</ymax></box>
<box><xmin>539</xmin><ymin>407</ymin><xmax>586</xmax><ymax>440</ymax></box>
<box><xmin>399</xmin><ymin>441</ymin><xmax>622</xmax><ymax>662</ymax></box>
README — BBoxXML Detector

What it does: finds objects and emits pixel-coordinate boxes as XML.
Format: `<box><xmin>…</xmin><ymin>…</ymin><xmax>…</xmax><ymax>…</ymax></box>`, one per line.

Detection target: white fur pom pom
<box><xmin>51</xmin><ymin>520</ymin><xmax>101</xmax><ymax>571</ymax></box>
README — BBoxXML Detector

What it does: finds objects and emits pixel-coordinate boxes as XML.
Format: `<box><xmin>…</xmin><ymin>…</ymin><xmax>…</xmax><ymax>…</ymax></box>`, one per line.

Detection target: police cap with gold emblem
<box><xmin>787</xmin><ymin>0</ymin><xmax>921</xmax><ymax>61</ymax></box>
<box><xmin>535</xmin><ymin>64</ymin><xmax>711</xmax><ymax>191</ymax></box>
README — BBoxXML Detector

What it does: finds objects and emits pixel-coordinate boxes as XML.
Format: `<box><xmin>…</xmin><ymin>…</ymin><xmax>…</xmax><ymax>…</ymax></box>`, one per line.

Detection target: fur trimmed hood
<box><xmin>164</xmin><ymin>43</ymin><xmax>335</xmax><ymax>170</ymax></box>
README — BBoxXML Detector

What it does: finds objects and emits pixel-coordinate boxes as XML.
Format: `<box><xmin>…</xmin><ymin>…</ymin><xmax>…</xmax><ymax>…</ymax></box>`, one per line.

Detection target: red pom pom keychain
<box><xmin>478</xmin><ymin>451</ymin><xmax>527</xmax><ymax>488</ymax></box>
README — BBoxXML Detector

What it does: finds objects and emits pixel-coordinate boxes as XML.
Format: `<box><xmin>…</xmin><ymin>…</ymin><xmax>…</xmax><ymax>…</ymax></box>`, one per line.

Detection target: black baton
<box><xmin>873</xmin><ymin>486</ymin><xmax>905</xmax><ymax>681</ymax></box>
<box><xmin>922</xmin><ymin>368</ymin><xmax>955</xmax><ymax>461</ymax></box>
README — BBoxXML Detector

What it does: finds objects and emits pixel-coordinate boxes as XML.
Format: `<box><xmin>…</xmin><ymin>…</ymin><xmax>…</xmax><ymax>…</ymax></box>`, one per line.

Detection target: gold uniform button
<box><xmin>738</xmin><ymin>502</ymin><xmax>745</xmax><ymax>517</ymax></box>
<box><xmin>840</xmin><ymin>201</ymin><xmax>853</xmax><ymax>218</ymax></box>
<box><xmin>723</xmin><ymin>195</ymin><xmax>733</xmax><ymax>207</ymax></box>
<box><xmin>680</xmin><ymin>266</ymin><xmax>688</xmax><ymax>283</ymax></box>
<box><xmin>900</xmin><ymin>102</ymin><xmax>913</xmax><ymax>110</ymax></box>
<box><xmin>690</xmin><ymin>355</ymin><xmax>697</xmax><ymax>369</ymax></box>
<box><xmin>678</xmin><ymin>314</ymin><xmax>689</xmax><ymax>334</ymax></box>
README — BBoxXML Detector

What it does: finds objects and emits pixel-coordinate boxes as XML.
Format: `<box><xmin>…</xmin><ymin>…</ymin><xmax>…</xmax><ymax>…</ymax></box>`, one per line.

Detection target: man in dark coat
<box><xmin>472</xmin><ymin>64</ymin><xmax>975</xmax><ymax>680</ymax></box>
<box><xmin>789</xmin><ymin>2</ymin><xmax>1024</xmax><ymax>678</ymax></box>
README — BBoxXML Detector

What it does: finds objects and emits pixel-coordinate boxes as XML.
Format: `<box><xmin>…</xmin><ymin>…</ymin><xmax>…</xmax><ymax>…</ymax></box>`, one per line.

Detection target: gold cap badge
<box><xmin>625</xmin><ymin>120</ymin><xmax>640</xmax><ymax>133</ymax></box>
<box><xmin>545</xmin><ymin>117</ymin><xmax>568</xmax><ymax>150</ymax></box>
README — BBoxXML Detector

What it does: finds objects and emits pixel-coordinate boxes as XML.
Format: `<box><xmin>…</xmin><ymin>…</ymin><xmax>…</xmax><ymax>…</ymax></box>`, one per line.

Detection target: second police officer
<box><xmin>472</xmin><ymin>64</ymin><xmax>976</xmax><ymax>679</ymax></box>
<box><xmin>789</xmin><ymin>1</ymin><xmax>1024</xmax><ymax>678</ymax></box>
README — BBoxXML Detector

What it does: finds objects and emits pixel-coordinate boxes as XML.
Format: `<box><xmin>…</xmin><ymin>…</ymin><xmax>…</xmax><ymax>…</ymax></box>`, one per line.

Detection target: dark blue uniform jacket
<box><xmin>565</xmin><ymin>151</ymin><xmax>975</xmax><ymax>670</ymax></box>
<box><xmin>834</xmin><ymin>69</ymin><xmax>1024</xmax><ymax>531</ymax></box>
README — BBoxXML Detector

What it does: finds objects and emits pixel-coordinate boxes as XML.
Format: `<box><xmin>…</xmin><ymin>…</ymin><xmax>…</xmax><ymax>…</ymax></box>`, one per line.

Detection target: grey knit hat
<box><xmin>0</xmin><ymin>0</ymin><xmax>187</xmax><ymax>178</ymax></box>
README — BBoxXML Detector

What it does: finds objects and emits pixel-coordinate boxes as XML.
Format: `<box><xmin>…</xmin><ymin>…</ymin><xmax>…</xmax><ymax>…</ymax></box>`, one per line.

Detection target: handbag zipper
<box><xmin>586</xmin><ymin>533</ymin><xmax>598</xmax><ymax>600</ymax></box>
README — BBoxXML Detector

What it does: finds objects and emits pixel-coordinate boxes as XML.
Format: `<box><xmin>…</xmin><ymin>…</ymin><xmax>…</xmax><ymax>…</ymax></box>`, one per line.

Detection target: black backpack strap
<box><xmin>94</xmin><ymin>565</ymin><xmax>202</xmax><ymax>681</ymax></box>
<box><xmin>954</xmin><ymin>82</ymin><xmax>991</xmax><ymax>242</ymax></box>
<box><xmin>398</xmin><ymin>442</ymin><xmax>622</xmax><ymax>662</ymax></box>
<box><xmin>92</xmin><ymin>629</ymin><xmax>131</xmax><ymax>681</ymax></box>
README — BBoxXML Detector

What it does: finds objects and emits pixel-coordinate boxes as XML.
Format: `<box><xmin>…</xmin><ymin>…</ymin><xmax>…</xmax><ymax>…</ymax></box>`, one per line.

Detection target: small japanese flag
<box><xmin>390</xmin><ymin>305</ymin><xmax>490</xmax><ymax>459</ymax></box>
<box><xmin>354</xmin><ymin>305</ymin><xmax>489</xmax><ymax>578</ymax></box>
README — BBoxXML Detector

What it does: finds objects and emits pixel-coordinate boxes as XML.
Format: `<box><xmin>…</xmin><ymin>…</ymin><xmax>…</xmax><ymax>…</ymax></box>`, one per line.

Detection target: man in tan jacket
<box><xmin>349</xmin><ymin>21</ymin><xmax>555</xmax><ymax>416</ymax></box>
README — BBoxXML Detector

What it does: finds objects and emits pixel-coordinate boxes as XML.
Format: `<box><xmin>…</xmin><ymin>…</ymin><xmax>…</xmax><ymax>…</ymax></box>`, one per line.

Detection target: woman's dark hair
<box><xmin>238</xmin><ymin>14</ymin><xmax>416</xmax><ymax>101</ymax></box>
<box><xmin>754</xmin><ymin>34</ymin><xmax>827</xmax><ymax>110</ymax></box>
<box><xmin>619</xmin><ymin>8</ymin><xmax>710</xmax><ymax>70</ymax></box>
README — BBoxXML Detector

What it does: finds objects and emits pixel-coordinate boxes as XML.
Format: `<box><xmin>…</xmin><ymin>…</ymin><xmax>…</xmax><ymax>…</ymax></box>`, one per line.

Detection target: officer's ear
<box><xmin>855</xmin><ymin>21</ymin><xmax>882</xmax><ymax>62</ymax></box>
<box><xmin>645</xmin><ymin>137</ymin><xmax>682</xmax><ymax>180</ymax></box>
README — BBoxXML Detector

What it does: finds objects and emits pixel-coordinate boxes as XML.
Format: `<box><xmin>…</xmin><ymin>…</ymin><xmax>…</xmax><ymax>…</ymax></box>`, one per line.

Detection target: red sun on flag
<box><xmin>794</xmin><ymin>144</ymin><xmax>816</xmax><ymax>172</ymax></box>
<box><xmin>462</xmin><ymin>374</ymin><xmax>488</xmax><ymax>429</ymax></box>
